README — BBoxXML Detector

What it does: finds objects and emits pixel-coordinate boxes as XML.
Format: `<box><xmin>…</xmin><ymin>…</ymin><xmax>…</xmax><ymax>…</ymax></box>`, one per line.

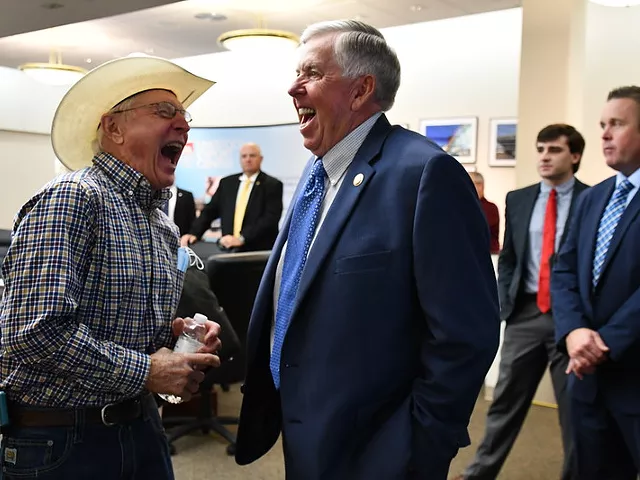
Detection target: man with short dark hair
<box><xmin>552</xmin><ymin>86</ymin><xmax>640</xmax><ymax>479</ymax></box>
<box><xmin>235</xmin><ymin>20</ymin><xmax>500</xmax><ymax>480</ymax></box>
<box><xmin>470</xmin><ymin>171</ymin><xmax>500</xmax><ymax>254</ymax></box>
<box><xmin>0</xmin><ymin>56</ymin><xmax>221</xmax><ymax>479</ymax></box>
<box><xmin>456</xmin><ymin>123</ymin><xmax>589</xmax><ymax>480</ymax></box>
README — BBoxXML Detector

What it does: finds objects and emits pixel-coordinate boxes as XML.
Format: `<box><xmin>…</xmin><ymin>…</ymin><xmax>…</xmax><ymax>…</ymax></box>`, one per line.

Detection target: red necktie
<box><xmin>537</xmin><ymin>189</ymin><xmax>557</xmax><ymax>313</ymax></box>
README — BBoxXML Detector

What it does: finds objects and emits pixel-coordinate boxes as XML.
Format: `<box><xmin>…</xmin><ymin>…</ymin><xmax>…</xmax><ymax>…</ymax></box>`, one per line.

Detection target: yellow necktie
<box><xmin>233</xmin><ymin>179</ymin><xmax>252</xmax><ymax>237</ymax></box>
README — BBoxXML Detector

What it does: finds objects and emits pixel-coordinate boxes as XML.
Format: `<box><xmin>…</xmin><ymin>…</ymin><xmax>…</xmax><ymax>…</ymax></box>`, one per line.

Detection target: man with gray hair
<box><xmin>235</xmin><ymin>20</ymin><xmax>500</xmax><ymax>479</ymax></box>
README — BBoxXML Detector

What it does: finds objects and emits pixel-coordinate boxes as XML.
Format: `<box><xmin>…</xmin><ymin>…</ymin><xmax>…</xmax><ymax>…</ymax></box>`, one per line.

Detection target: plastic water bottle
<box><xmin>159</xmin><ymin>313</ymin><xmax>208</xmax><ymax>404</ymax></box>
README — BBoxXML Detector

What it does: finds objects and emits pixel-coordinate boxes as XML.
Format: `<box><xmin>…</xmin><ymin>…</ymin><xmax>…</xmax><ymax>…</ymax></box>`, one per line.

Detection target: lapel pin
<box><xmin>353</xmin><ymin>173</ymin><xmax>364</xmax><ymax>187</ymax></box>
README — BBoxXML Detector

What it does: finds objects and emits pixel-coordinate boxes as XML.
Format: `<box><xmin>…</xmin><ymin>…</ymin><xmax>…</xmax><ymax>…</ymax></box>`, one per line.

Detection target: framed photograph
<box><xmin>489</xmin><ymin>118</ymin><xmax>517</xmax><ymax>167</ymax></box>
<box><xmin>419</xmin><ymin>117</ymin><xmax>477</xmax><ymax>164</ymax></box>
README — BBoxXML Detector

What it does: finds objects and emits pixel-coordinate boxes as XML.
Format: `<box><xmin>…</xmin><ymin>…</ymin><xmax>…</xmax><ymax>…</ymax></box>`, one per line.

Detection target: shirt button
<box><xmin>128</xmin><ymin>190</ymin><xmax>134</xmax><ymax>196</ymax></box>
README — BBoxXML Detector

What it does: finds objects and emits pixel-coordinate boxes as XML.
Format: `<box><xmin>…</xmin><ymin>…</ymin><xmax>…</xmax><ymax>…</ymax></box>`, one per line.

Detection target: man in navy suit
<box><xmin>552</xmin><ymin>86</ymin><xmax>640</xmax><ymax>479</ymax></box>
<box><xmin>457</xmin><ymin>124</ymin><xmax>589</xmax><ymax>480</ymax></box>
<box><xmin>234</xmin><ymin>20</ymin><xmax>500</xmax><ymax>479</ymax></box>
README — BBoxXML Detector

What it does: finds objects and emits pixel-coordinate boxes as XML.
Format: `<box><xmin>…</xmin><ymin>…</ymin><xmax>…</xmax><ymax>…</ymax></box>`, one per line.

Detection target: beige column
<box><xmin>515</xmin><ymin>0</ymin><xmax>587</xmax><ymax>407</ymax></box>
<box><xmin>515</xmin><ymin>0</ymin><xmax>587</xmax><ymax>188</ymax></box>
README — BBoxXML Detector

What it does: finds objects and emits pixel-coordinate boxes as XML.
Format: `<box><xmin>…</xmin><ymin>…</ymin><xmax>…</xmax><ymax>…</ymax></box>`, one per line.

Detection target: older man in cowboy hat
<box><xmin>0</xmin><ymin>56</ymin><xmax>219</xmax><ymax>479</ymax></box>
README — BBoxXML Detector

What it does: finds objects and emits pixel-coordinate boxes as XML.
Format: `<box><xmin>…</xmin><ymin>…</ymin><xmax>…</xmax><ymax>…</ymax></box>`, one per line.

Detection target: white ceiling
<box><xmin>0</xmin><ymin>0</ymin><xmax>520</xmax><ymax>70</ymax></box>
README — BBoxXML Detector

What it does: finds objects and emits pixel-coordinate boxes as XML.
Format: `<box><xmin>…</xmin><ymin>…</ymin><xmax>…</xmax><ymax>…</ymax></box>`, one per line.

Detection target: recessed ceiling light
<box><xmin>195</xmin><ymin>12</ymin><xmax>227</xmax><ymax>21</ymax></box>
<box><xmin>41</xmin><ymin>2</ymin><xmax>64</xmax><ymax>9</ymax></box>
<box><xmin>85</xmin><ymin>58</ymin><xmax>92</xmax><ymax>63</ymax></box>
<box><xmin>409</xmin><ymin>4</ymin><xmax>423</xmax><ymax>11</ymax></box>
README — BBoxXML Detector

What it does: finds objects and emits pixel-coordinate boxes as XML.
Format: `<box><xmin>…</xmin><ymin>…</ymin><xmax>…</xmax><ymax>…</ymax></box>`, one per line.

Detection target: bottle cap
<box><xmin>193</xmin><ymin>313</ymin><xmax>208</xmax><ymax>324</ymax></box>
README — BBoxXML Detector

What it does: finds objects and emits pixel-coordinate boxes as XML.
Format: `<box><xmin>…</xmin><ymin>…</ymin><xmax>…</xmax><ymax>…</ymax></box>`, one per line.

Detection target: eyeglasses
<box><xmin>111</xmin><ymin>101</ymin><xmax>192</xmax><ymax>123</ymax></box>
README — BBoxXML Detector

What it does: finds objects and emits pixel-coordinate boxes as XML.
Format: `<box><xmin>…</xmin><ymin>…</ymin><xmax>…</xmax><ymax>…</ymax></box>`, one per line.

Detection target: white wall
<box><xmin>0</xmin><ymin>131</ymin><xmax>56</xmax><ymax>229</ymax></box>
<box><xmin>3</xmin><ymin>5</ymin><xmax>640</xmax><ymax>239</ymax></box>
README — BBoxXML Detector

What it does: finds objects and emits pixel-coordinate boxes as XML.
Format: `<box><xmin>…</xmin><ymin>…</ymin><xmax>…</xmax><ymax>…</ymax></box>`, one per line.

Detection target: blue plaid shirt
<box><xmin>0</xmin><ymin>153</ymin><xmax>183</xmax><ymax>407</ymax></box>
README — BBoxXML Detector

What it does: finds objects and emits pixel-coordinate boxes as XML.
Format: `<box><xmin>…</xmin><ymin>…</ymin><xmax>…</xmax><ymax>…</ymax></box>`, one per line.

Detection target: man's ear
<box><xmin>351</xmin><ymin>75</ymin><xmax>376</xmax><ymax>111</ymax></box>
<box><xmin>100</xmin><ymin>114</ymin><xmax>125</xmax><ymax>145</ymax></box>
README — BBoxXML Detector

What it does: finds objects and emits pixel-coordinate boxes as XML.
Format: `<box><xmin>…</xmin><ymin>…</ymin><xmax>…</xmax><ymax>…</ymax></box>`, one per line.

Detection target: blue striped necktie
<box><xmin>592</xmin><ymin>179</ymin><xmax>634</xmax><ymax>286</ymax></box>
<box><xmin>270</xmin><ymin>158</ymin><xmax>326</xmax><ymax>389</ymax></box>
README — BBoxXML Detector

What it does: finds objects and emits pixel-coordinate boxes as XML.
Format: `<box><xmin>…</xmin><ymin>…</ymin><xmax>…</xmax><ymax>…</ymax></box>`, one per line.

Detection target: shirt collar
<box><xmin>617</xmin><ymin>168</ymin><xmax>640</xmax><ymax>189</ymax></box>
<box><xmin>239</xmin><ymin>172</ymin><xmax>260</xmax><ymax>183</ymax></box>
<box><xmin>540</xmin><ymin>176</ymin><xmax>575</xmax><ymax>195</ymax></box>
<box><xmin>321</xmin><ymin>112</ymin><xmax>383</xmax><ymax>186</ymax></box>
<box><xmin>93</xmin><ymin>152</ymin><xmax>171</xmax><ymax>211</ymax></box>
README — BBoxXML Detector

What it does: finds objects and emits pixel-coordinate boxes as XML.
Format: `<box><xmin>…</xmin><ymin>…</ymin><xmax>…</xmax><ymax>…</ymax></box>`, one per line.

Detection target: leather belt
<box><xmin>8</xmin><ymin>395</ymin><xmax>149</xmax><ymax>428</ymax></box>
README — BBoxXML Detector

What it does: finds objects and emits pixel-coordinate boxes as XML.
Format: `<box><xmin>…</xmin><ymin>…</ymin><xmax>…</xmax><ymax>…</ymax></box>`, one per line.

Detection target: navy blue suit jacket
<box><xmin>552</xmin><ymin>176</ymin><xmax>640</xmax><ymax>414</ymax></box>
<box><xmin>235</xmin><ymin>116</ymin><xmax>500</xmax><ymax>479</ymax></box>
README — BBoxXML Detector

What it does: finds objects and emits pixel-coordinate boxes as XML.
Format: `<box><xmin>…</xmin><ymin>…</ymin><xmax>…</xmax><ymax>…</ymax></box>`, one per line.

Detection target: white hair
<box><xmin>300</xmin><ymin>20</ymin><xmax>401</xmax><ymax>111</ymax></box>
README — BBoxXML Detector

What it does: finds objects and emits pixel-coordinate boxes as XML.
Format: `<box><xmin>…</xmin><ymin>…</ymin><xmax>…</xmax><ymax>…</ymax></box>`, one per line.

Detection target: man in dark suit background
<box><xmin>234</xmin><ymin>20</ymin><xmax>500</xmax><ymax>480</ymax></box>
<box><xmin>456</xmin><ymin>124</ymin><xmax>589</xmax><ymax>480</ymax></box>
<box><xmin>552</xmin><ymin>86</ymin><xmax>640</xmax><ymax>479</ymax></box>
<box><xmin>164</xmin><ymin>183</ymin><xmax>196</xmax><ymax>236</ymax></box>
<box><xmin>181</xmin><ymin>142</ymin><xmax>283</xmax><ymax>252</ymax></box>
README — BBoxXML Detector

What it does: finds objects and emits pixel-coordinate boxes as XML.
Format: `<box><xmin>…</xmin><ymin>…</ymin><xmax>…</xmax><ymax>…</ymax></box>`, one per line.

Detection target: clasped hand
<box><xmin>145</xmin><ymin>317</ymin><xmax>222</xmax><ymax>401</ymax></box>
<box><xmin>565</xmin><ymin>328</ymin><xmax>609</xmax><ymax>379</ymax></box>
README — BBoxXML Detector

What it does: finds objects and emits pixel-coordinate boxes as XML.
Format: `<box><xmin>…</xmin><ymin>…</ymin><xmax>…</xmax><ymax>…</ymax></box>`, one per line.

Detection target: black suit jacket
<box><xmin>190</xmin><ymin>171</ymin><xmax>283</xmax><ymax>252</ymax></box>
<box><xmin>173</xmin><ymin>188</ymin><xmax>196</xmax><ymax>237</ymax></box>
<box><xmin>498</xmin><ymin>178</ymin><xmax>589</xmax><ymax>321</ymax></box>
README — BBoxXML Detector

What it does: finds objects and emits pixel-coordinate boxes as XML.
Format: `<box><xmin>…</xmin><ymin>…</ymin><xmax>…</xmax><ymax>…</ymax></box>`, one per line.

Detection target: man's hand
<box><xmin>145</xmin><ymin>348</ymin><xmax>220</xmax><ymax>401</ymax></box>
<box><xmin>565</xmin><ymin>328</ymin><xmax>609</xmax><ymax>379</ymax></box>
<box><xmin>172</xmin><ymin>317</ymin><xmax>222</xmax><ymax>355</ymax></box>
<box><xmin>566</xmin><ymin>357</ymin><xmax>596</xmax><ymax>380</ymax></box>
<box><xmin>218</xmin><ymin>235</ymin><xmax>244</xmax><ymax>249</ymax></box>
<box><xmin>180</xmin><ymin>234</ymin><xmax>198</xmax><ymax>247</ymax></box>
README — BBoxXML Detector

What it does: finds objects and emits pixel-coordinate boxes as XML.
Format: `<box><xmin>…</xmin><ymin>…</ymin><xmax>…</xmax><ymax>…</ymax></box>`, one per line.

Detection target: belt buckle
<box><xmin>101</xmin><ymin>403</ymin><xmax>117</xmax><ymax>426</ymax></box>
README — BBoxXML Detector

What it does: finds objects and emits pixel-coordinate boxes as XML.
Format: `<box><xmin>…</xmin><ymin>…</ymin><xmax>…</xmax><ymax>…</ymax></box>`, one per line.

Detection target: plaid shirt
<box><xmin>0</xmin><ymin>153</ymin><xmax>183</xmax><ymax>407</ymax></box>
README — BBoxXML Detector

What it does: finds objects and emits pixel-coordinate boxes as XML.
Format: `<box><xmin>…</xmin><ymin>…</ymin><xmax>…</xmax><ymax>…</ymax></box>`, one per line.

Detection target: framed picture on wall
<box><xmin>489</xmin><ymin>118</ymin><xmax>517</xmax><ymax>167</ymax></box>
<box><xmin>419</xmin><ymin>117</ymin><xmax>477</xmax><ymax>164</ymax></box>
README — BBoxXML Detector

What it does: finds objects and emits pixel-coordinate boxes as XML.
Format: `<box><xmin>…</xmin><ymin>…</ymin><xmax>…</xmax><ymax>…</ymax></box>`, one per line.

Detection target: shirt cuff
<box><xmin>111</xmin><ymin>349</ymin><xmax>151</xmax><ymax>398</ymax></box>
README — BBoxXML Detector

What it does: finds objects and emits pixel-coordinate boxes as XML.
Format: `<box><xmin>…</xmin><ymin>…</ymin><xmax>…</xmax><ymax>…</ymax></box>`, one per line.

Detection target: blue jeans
<box><xmin>0</xmin><ymin>395</ymin><xmax>174</xmax><ymax>479</ymax></box>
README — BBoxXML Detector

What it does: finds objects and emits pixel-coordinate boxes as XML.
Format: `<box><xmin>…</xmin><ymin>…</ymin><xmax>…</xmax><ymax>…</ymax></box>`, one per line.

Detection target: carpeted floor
<box><xmin>170</xmin><ymin>385</ymin><xmax>564</xmax><ymax>480</ymax></box>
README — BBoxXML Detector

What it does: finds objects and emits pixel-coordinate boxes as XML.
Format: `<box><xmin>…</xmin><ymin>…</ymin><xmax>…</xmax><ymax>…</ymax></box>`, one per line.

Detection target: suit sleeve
<box><xmin>240</xmin><ymin>178</ymin><xmax>283</xmax><ymax>245</ymax></box>
<box><xmin>411</xmin><ymin>154</ymin><xmax>501</xmax><ymax>473</ymax></box>
<box><xmin>551</xmin><ymin>193</ymin><xmax>590</xmax><ymax>351</ymax></box>
<box><xmin>190</xmin><ymin>186</ymin><xmax>222</xmax><ymax>238</ymax></box>
<box><xmin>597</xmin><ymin>288</ymin><xmax>640</xmax><ymax>360</ymax></box>
<box><xmin>496</xmin><ymin>192</ymin><xmax>516</xmax><ymax>313</ymax></box>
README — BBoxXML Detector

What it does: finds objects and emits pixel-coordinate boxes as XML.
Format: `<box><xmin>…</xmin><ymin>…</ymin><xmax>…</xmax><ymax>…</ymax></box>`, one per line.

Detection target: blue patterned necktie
<box><xmin>270</xmin><ymin>158</ymin><xmax>326</xmax><ymax>389</ymax></box>
<box><xmin>161</xmin><ymin>199</ymin><xmax>169</xmax><ymax>215</ymax></box>
<box><xmin>592</xmin><ymin>179</ymin><xmax>634</xmax><ymax>286</ymax></box>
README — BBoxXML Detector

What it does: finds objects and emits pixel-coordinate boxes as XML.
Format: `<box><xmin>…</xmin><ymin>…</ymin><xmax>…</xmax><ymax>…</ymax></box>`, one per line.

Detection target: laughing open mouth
<box><xmin>161</xmin><ymin>141</ymin><xmax>184</xmax><ymax>165</ymax></box>
<box><xmin>298</xmin><ymin>107</ymin><xmax>316</xmax><ymax>127</ymax></box>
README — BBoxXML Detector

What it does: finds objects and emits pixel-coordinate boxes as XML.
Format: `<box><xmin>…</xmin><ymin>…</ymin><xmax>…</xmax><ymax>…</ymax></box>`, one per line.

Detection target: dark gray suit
<box><xmin>464</xmin><ymin>178</ymin><xmax>589</xmax><ymax>480</ymax></box>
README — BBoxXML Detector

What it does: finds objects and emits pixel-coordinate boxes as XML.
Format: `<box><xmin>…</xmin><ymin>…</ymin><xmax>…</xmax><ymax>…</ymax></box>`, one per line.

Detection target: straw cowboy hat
<box><xmin>51</xmin><ymin>56</ymin><xmax>214</xmax><ymax>171</ymax></box>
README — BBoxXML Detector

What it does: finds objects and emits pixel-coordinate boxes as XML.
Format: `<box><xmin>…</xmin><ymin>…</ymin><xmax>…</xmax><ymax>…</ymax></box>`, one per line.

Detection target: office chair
<box><xmin>163</xmin><ymin>250</ymin><xmax>270</xmax><ymax>456</ymax></box>
<box><xmin>0</xmin><ymin>228</ymin><xmax>11</xmax><ymax>269</ymax></box>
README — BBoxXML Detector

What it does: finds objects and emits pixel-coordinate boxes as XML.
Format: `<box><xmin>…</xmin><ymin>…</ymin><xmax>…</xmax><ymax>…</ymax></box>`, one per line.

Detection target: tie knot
<box><xmin>311</xmin><ymin>158</ymin><xmax>326</xmax><ymax>180</ymax></box>
<box><xmin>549</xmin><ymin>188</ymin><xmax>557</xmax><ymax>199</ymax></box>
<box><xmin>618</xmin><ymin>179</ymin><xmax>634</xmax><ymax>195</ymax></box>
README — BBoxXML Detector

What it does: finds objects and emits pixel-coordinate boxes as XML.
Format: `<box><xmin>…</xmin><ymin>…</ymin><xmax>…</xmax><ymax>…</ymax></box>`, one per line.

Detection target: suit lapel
<box><xmin>581</xmin><ymin>178</ymin><xmax>615</xmax><ymax>294</ymax></box>
<box><xmin>245</xmin><ymin>171</ymin><xmax>263</xmax><ymax>214</ymax></box>
<box><xmin>559</xmin><ymin>180</ymin><xmax>587</xmax><ymax>247</ymax></box>
<box><xmin>597</xmin><ymin>181</ymin><xmax>640</xmax><ymax>283</ymax></box>
<box><xmin>290</xmin><ymin>117</ymin><xmax>392</xmax><ymax>322</ymax></box>
<box><xmin>515</xmin><ymin>185</ymin><xmax>540</xmax><ymax>261</ymax></box>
